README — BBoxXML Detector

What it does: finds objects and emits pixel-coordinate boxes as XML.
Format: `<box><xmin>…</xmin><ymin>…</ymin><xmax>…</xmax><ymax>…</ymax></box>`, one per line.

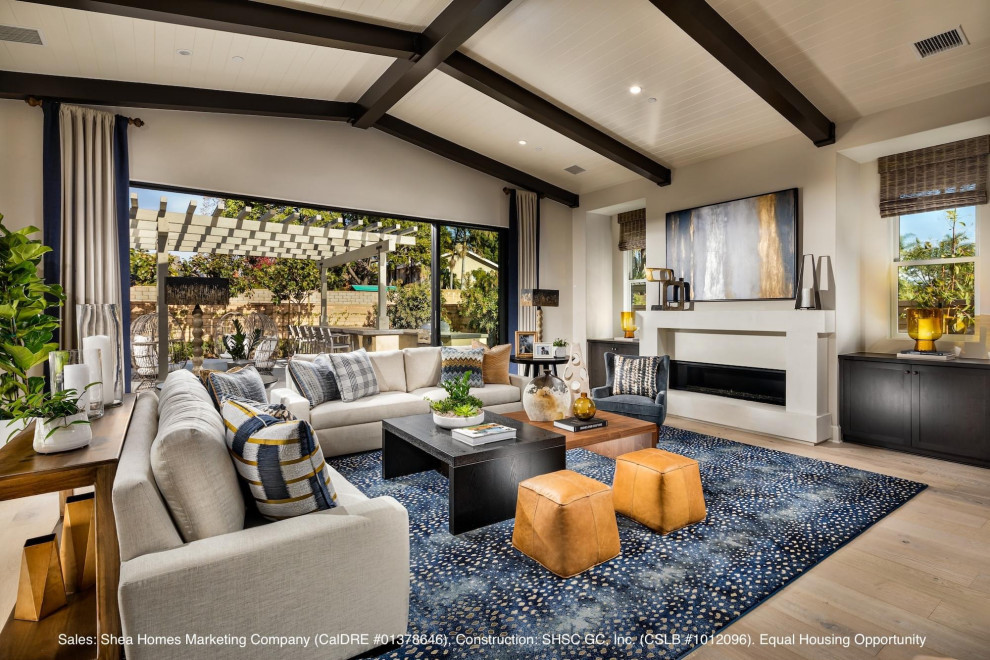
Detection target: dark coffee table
<box><xmin>382</xmin><ymin>411</ymin><xmax>566</xmax><ymax>534</ymax></box>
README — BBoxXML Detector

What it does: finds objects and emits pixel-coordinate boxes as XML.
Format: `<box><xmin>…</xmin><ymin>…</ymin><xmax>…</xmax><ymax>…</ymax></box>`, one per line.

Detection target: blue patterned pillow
<box><xmin>327</xmin><ymin>349</ymin><xmax>379</xmax><ymax>402</ymax></box>
<box><xmin>221</xmin><ymin>400</ymin><xmax>337</xmax><ymax>520</ymax></box>
<box><xmin>287</xmin><ymin>355</ymin><xmax>340</xmax><ymax>408</ymax></box>
<box><xmin>206</xmin><ymin>365</ymin><xmax>267</xmax><ymax>408</ymax></box>
<box><xmin>440</xmin><ymin>346</ymin><xmax>484</xmax><ymax>388</ymax></box>
<box><xmin>612</xmin><ymin>354</ymin><xmax>661</xmax><ymax>399</ymax></box>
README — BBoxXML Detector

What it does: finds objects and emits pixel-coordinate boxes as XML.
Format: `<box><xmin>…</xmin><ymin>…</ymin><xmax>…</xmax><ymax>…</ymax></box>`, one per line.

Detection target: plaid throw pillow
<box><xmin>327</xmin><ymin>349</ymin><xmax>380</xmax><ymax>402</ymax></box>
<box><xmin>287</xmin><ymin>355</ymin><xmax>340</xmax><ymax>408</ymax></box>
<box><xmin>440</xmin><ymin>346</ymin><xmax>485</xmax><ymax>388</ymax></box>
<box><xmin>222</xmin><ymin>400</ymin><xmax>337</xmax><ymax>521</ymax></box>
<box><xmin>612</xmin><ymin>354</ymin><xmax>661</xmax><ymax>399</ymax></box>
<box><xmin>206</xmin><ymin>365</ymin><xmax>267</xmax><ymax>408</ymax></box>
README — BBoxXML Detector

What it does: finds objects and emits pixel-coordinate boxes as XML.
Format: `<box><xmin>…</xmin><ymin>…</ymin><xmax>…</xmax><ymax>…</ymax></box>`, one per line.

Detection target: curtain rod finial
<box><xmin>130</xmin><ymin>117</ymin><xmax>145</xmax><ymax>128</ymax></box>
<box><xmin>25</xmin><ymin>96</ymin><xmax>42</xmax><ymax>107</ymax></box>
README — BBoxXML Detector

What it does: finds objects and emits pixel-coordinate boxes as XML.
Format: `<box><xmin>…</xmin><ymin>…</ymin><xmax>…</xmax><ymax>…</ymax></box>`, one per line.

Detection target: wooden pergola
<box><xmin>129</xmin><ymin>194</ymin><xmax>417</xmax><ymax>374</ymax></box>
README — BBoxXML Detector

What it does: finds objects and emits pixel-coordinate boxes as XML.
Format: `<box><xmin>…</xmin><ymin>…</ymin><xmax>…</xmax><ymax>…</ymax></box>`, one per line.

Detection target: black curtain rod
<box><xmin>25</xmin><ymin>96</ymin><xmax>145</xmax><ymax>127</ymax></box>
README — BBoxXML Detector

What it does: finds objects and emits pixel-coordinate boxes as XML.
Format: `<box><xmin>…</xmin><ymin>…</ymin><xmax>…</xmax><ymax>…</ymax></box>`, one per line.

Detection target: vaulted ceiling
<box><xmin>1</xmin><ymin>0</ymin><xmax>988</xmax><ymax>202</ymax></box>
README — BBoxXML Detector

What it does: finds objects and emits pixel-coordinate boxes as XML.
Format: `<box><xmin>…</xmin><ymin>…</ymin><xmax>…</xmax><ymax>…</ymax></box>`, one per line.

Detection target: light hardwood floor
<box><xmin>0</xmin><ymin>418</ymin><xmax>986</xmax><ymax>660</ymax></box>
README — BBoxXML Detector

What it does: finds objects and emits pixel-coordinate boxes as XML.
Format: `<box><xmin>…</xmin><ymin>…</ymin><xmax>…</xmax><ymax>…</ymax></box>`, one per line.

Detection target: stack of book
<box><xmin>452</xmin><ymin>423</ymin><xmax>517</xmax><ymax>446</ymax></box>
<box><xmin>897</xmin><ymin>350</ymin><xmax>956</xmax><ymax>361</ymax></box>
<box><xmin>554</xmin><ymin>417</ymin><xmax>608</xmax><ymax>433</ymax></box>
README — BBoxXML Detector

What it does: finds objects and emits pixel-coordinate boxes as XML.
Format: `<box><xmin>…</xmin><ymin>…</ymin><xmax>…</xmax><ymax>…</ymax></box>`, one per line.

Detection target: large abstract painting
<box><xmin>666</xmin><ymin>188</ymin><xmax>798</xmax><ymax>301</ymax></box>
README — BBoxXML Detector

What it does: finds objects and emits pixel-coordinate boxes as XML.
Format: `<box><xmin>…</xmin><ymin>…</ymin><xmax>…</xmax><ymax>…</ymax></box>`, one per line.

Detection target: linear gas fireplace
<box><xmin>669</xmin><ymin>360</ymin><xmax>786</xmax><ymax>407</ymax></box>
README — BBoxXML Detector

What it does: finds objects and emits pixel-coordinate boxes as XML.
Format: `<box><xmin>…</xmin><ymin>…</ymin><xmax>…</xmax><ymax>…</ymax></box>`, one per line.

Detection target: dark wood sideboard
<box><xmin>839</xmin><ymin>353</ymin><xmax>990</xmax><ymax>468</ymax></box>
<box><xmin>587</xmin><ymin>338</ymin><xmax>639</xmax><ymax>389</ymax></box>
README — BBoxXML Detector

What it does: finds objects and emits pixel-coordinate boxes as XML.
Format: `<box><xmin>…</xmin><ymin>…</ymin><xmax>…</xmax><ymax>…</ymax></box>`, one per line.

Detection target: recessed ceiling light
<box><xmin>518</xmin><ymin>140</ymin><xmax>527</xmax><ymax>145</ymax></box>
<box><xmin>177</xmin><ymin>48</ymin><xmax>192</xmax><ymax>56</ymax></box>
<box><xmin>647</xmin><ymin>97</ymin><xmax>657</xmax><ymax>103</ymax></box>
<box><xmin>231</xmin><ymin>55</ymin><xmax>245</xmax><ymax>63</ymax></box>
<box><xmin>629</xmin><ymin>85</ymin><xmax>642</xmax><ymax>94</ymax></box>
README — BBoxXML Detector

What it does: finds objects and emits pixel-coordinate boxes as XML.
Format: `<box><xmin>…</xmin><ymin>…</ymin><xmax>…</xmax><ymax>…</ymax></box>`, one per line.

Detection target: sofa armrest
<box><xmin>590</xmin><ymin>385</ymin><xmax>611</xmax><ymax>399</ymax></box>
<box><xmin>269</xmin><ymin>387</ymin><xmax>311</xmax><ymax>423</ymax></box>
<box><xmin>118</xmin><ymin>496</ymin><xmax>409</xmax><ymax>660</ymax></box>
<box><xmin>509</xmin><ymin>373</ymin><xmax>531</xmax><ymax>392</ymax></box>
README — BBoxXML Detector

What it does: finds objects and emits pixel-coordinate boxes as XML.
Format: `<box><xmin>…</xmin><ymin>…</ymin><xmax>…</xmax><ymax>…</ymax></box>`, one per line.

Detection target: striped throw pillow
<box><xmin>221</xmin><ymin>400</ymin><xmax>337</xmax><ymax>520</ymax></box>
<box><xmin>612</xmin><ymin>354</ymin><xmax>662</xmax><ymax>399</ymax></box>
<box><xmin>440</xmin><ymin>346</ymin><xmax>485</xmax><ymax>388</ymax></box>
<box><xmin>327</xmin><ymin>349</ymin><xmax>379</xmax><ymax>402</ymax></box>
<box><xmin>287</xmin><ymin>355</ymin><xmax>340</xmax><ymax>407</ymax></box>
<box><xmin>206</xmin><ymin>365</ymin><xmax>267</xmax><ymax>408</ymax></box>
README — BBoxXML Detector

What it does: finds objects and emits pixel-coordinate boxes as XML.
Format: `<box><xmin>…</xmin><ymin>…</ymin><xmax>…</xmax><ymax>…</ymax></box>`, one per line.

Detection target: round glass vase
<box><xmin>523</xmin><ymin>372</ymin><xmax>571</xmax><ymax>422</ymax></box>
<box><xmin>907</xmin><ymin>308</ymin><xmax>944</xmax><ymax>352</ymax></box>
<box><xmin>572</xmin><ymin>392</ymin><xmax>596</xmax><ymax>421</ymax></box>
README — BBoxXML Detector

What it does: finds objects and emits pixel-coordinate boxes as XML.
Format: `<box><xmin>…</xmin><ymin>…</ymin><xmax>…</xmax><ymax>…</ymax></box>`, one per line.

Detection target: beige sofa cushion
<box><xmin>310</xmin><ymin>391</ymin><xmax>431</xmax><ymax>429</ymax></box>
<box><xmin>415</xmin><ymin>384</ymin><xmax>521</xmax><ymax>407</ymax></box>
<box><xmin>152</xmin><ymin>370</ymin><xmax>245</xmax><ymax>542</ymax></box>
<box><xmin>403</xmin><ymin>347</ymin><xmax>441</xmax><ymax>391</ymax></box>
<box><xmin>113</xmin><ymin>392</ymin><xmax>184</xmax><ymax>562</ymax></box>
<box><xmin>368</xmin><ymin>350</ymin><xmax>407</xmax><ymax>392</ymax></box>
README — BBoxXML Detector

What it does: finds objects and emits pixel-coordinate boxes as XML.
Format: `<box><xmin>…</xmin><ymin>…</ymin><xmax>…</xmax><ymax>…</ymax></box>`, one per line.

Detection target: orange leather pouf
<box><xmin>613</xmin><ymin>448</ymin><xmax>707</xmax><ymax>534</ymax></box>
<box><xmin>512</xmin><ymin>470</ymin><xmax>621</xmax><ymax>578</ymax></box>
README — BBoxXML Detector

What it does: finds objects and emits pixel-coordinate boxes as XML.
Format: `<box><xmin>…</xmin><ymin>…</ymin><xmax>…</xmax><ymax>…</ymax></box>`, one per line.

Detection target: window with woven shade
<box><xmin>617</xmin><ymin>209</ymin><xmax>647</xmax><ymax>311</ymax></box>
<box><xmin>617</xmin><ymin>208</ymin><xmax>646</xmax><ymax>251</ymax></box>
<box><xmin>878</xmin><ymin>135</ymin><xmax>989</xmax><ymax>218</ymax></box>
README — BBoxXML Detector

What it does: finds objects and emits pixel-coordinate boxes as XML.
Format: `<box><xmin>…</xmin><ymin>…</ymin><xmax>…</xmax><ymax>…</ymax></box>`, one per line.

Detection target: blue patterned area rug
<box><xmin>329</xmin><ymin>427</ymin><xmax>926</xmax><ymax>660</ymax></box>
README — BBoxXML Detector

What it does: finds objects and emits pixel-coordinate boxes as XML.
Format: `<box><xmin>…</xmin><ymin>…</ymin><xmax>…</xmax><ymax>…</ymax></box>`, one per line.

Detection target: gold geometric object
<box><xmin>60</xmin><ymin>492</ymin><xmax>96</xmax><ymax>594</ymax></box>
<box><xmin>15</xmin><ymin>533</ymin><xmax>67</xmax><ymax>621</ymax></box>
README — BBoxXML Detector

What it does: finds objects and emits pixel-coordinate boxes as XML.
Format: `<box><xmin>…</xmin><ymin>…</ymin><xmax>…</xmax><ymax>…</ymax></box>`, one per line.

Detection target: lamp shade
<box><xmin>166</xmin><ymin>277</ymin><xmax>231</xmax><ymax>306</ymax></box>
<box><xmin>521</xmin><ymin>288</ymin><xmax>559</xmax><ymax>308</ymax></box>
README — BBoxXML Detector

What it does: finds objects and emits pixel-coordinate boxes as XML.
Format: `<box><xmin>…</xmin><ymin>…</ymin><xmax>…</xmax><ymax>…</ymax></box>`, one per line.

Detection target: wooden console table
<box><xmin>0</xmin><ymin>394</ymin><xmax>136</xmax><ymax>660</ymax></box>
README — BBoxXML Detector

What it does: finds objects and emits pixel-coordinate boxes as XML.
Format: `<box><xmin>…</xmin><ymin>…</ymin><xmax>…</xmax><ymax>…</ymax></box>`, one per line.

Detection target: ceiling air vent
<box><xmin>913</xmin><ymin>26</ymin><xmax>968</xmax><ymax>59</ymax></box>
<box><xmin>564</xmin><ymin>165</ymin><xmax>586</xmax><ymax>175</ymax></box>
<box><xmin>0</xmin><ymin>24</ymin><xmax>44</xmax><ymax>46</ymax></box>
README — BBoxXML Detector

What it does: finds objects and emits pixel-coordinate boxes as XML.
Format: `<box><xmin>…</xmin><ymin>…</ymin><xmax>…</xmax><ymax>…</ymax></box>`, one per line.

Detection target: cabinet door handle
<box><xmin>904</xmin><ymin>369</ymin><xmax>911</xmax><ymax>374</ymax></box>
<box><xmin>913</xmin><ymin>371</ymin><xmax>919</xmax><ymax>375</ymax></box>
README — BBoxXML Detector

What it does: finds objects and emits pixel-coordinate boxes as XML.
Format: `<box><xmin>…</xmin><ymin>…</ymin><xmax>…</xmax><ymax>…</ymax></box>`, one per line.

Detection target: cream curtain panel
<box><xmin>59</xmin><ymin>104</ymin><xmax>122</xmax><ymax>348</ymax></box>
<box><xmin>516</xmin><ymin>190</ymin><xmax>539</xmax><ymax>333</ymax></box>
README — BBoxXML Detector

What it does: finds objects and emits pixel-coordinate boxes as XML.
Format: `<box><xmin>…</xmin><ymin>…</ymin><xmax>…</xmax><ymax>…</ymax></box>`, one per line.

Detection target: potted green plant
<box><xmin>552</xmin><ymin>338</ymin><xmax>568</xmax><ymax>358</ymax></box>
<box><xmin>222</xmin><ymin>318</ymin><xmax>262</xmax><ymax>367</ymax></box>
<box><xmin>0</xmin><ymin>217</ymin><xmax>66</xmax><ymax>444</ymax></box>
<box><xmin>427</xmin><ymin>372</ymin><xmax>485</xmax><ymax>429</ymax></box>
<box><xmin>6</xmin><ymin>386</ymin><xmax>93</xmax><ymax>453</ymax></box>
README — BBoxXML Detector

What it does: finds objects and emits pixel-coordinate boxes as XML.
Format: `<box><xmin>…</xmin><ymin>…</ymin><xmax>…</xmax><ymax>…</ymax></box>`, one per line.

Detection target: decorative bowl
<box><xmin>433</xmin><ymin>412</ymin><xmax>486</xmax><ymax>429</ymax></box>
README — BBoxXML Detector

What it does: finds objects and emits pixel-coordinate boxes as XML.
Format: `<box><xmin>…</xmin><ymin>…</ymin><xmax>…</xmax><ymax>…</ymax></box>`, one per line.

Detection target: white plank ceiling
<box><xmin>2</xmin><ymin>0</ymin><xmax>988</xmax><ymax>194</ymax></box>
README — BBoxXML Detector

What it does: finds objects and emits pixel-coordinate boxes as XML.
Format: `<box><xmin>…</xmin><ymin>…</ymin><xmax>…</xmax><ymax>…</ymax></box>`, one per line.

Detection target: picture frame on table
<box><xmin>532</xmin><ymin>342</ymin><xmax>554</xmax><ymax>360</ymax></box>
<box><xmin>515</xmin><ymin>331</ymin><xmax>537</xmax><ymax>358</ymax></box>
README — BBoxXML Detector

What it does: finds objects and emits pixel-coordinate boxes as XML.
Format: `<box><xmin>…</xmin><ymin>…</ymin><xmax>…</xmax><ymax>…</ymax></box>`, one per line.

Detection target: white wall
<box><xmin>0</xmin><ymin>101</ymin><xmax>44</xmax><ymax>233</ymax></box>
<box><xmin>563</xmin><ymin>82</ymin><xmax>990</xmax><ymax>436</ymax></box>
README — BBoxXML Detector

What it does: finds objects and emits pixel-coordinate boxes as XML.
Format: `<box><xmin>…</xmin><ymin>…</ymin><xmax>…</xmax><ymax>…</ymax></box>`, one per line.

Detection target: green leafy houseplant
<box><xmin>223</xmin><ymin>319</ymin><xmax>262</xmax><ymax>361</ymax></box>
<box><xmin>552</xmin><ymin>338</ymin><xmax>567</xmax><ymax>348</ymax></box>
<box><xmin>0</xmin><ymin>217</ymin><xmax>66</xmax><ymax>426</ymax></box>
<box><xmin>426</xmin><ymin>372</ymin><xmax>483</xmax><ymax>418</ymax></box>
<box><xmin>5</xmin><ymin>386</ymin><xmax>91</xmax><ymax>442</ymax></box>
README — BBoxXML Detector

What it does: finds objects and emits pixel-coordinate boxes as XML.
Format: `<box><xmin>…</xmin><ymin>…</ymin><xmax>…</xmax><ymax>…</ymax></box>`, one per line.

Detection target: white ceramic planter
<box><xmin>32</xmin><ymin>412</ymin><xmax>92</xmax><ymax>454</ymax></box>
<box><xmin>0</xmin><ymin>418</ymin><xmax>29</xmax><ymax>445</ymax></box>
<box><xmin>554</xmin><ymin>347</ymin><xmax>567</xmax><ymax>358</ymax></box>
<box><xmin>433</xmin><ymin>412</ymin><xmax>486</xmax><ymax>429</ymax></box>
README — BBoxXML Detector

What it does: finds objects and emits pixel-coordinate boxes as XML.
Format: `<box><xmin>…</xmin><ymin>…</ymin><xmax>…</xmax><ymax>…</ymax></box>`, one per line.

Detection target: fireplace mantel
<box><xmin>637</xmin><ymin>309</ymin><xmax>835</xmax><ymax>444</ymax></box>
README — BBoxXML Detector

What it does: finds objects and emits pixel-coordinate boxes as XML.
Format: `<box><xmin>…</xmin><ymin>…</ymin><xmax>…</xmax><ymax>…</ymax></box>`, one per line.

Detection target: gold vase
<box><xmin>907</xmin><ymin>308</ymin><xmax>943</xmax><ymax>352</ymax></box>
<box><xmin>573</xmin><ymin>392</ymin><xmax>596</xmax><ymax>421</ymax></box>
<box><xmin>620</xmin><ymin>311</ymin><xmax>637</xmax><ymax>339</ymax></box>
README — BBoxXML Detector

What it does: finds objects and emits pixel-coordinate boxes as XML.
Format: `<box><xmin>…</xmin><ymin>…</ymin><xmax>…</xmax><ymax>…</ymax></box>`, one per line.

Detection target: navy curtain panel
<box><xmin>41</xmin><ymin>101</ymin><xmax>62</xmax><ymax>349</ymax></box>
<box><xmin>114</xmin><ymin>115</ymin><xmax>132</xmax><ymax>388</ymax></box>
<box><xmin>506</xmin><ymin>190</ymin><xmax>519</xmax><ymax>372</ymax></box>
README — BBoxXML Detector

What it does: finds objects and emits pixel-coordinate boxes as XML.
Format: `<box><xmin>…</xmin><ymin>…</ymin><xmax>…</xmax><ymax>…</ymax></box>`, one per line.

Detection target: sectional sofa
<box><xmin>270</xmin><ymin>347</ymin><xmax>529</xmax><ymax>456</ymax></box>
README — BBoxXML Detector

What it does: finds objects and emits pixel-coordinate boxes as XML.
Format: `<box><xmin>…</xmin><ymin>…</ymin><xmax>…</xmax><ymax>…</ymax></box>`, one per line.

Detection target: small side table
<box><xmin>510</xmin><ymin>355</ymin><xmax>568</xmax><ymax>377</ymax></box>
<box><xmin>0</xmin><ymin>395</ymin><xmax>136</xmax><ymax>660</ymax></box>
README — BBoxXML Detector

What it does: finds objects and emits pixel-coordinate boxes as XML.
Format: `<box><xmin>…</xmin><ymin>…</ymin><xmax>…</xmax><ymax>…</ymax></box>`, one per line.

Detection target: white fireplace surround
<box><xmin>638</xmin><ymin>310</ymin><xmax>835</xmax><ymax>444</ymax></box>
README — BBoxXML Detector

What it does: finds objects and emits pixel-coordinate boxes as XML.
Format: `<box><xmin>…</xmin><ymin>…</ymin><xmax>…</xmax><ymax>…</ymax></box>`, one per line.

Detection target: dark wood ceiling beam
<box><xmin>649</xmin><ymin>0</ymin><xmax>834</xmax><ymax>146</ymax></box>
<box><xmin>20</xmin><ymin>0</ymin><xmax>420</xmax><ymax>59</ymax></box>
<box><xmin>352</xmin><ymin>0</ymin><xmax>512</xmax><ymax>129</ymax></box>
<box><xmin>375</xmin><ymin>115</ymin><xmax>579</xmax><ymax>207</ymax></box>
<box><xmin>0</xmin><ymin>71</ymin><xmax>357</xmax><ymax>121</ymax></box>
<box><xmin>439</xmin><ymin>52</ymin><xmax>672</xmax><ymax>185</ymax></box>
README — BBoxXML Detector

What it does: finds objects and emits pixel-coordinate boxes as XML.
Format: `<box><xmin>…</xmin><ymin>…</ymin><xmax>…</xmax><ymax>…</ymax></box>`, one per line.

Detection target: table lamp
<box><xmin>166</xmin><ymin>277</ymin><xmax>231</xmax><ymax>375</ymax></box>
<box><xmin>521</xmin><ymin>288</ymin><xmax>559</xmax><ymax>342</ymax></box>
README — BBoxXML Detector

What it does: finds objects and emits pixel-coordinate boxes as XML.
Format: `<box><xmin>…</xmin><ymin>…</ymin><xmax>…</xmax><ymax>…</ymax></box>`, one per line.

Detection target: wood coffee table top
<box><xmin>501</xmin><ymin>410</ymin><xmax>658</xmax><ymax>452</ymax></box>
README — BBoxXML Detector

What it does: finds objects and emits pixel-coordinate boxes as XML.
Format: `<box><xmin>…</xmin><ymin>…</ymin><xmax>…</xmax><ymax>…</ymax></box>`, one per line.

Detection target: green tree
<box><xmin>459</xmin><ymin>269</ymin><xmax>500</xmax><ymax>345</ymax></box>
<box><xmin>387</xmin><ymin>281</ymin><xmax>432</xmax><ymax>330</ymax></box>
<box><xmin>254</xmin><ymin>258</ymin><xmax>320</xmax><ymax>325</ymax></box>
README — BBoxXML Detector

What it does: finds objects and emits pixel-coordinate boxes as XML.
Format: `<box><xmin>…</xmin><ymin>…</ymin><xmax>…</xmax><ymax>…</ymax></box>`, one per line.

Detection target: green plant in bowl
<box><xmin>427</xmin><ymin>372</ymin><xmax>483</xmax><ymax>422</ymax></box>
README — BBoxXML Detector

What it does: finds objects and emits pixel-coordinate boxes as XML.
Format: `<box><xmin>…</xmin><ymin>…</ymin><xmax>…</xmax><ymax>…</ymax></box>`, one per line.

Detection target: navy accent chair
<box><xmin>590</xmin><ymin>353</ymin><xmax>670</xmax><ymax>427</ymax></box>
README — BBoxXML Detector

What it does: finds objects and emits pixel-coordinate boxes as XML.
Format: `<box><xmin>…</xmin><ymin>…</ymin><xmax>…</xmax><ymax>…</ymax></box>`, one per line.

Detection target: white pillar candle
<box><xmin>83</xmin><ymin>335</ymin><xmax>114</xmax><ymax>405</ymax></box>
<box><xmin>63</xmin><ymin>363</ymin><xmax>90</xmax><ymax>412</ymax></box>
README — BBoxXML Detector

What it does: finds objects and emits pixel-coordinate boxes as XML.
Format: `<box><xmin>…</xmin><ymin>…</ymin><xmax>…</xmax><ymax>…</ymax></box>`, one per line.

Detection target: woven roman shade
<box><xmin>878</xmin><ymin>135</ymin><xmax>989</xmax><ymax>218</ymax></box>
<box><xmin>617</xmin><ymin>208</ymin><xmax>646</xmax><ymax>251</ymax></box>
